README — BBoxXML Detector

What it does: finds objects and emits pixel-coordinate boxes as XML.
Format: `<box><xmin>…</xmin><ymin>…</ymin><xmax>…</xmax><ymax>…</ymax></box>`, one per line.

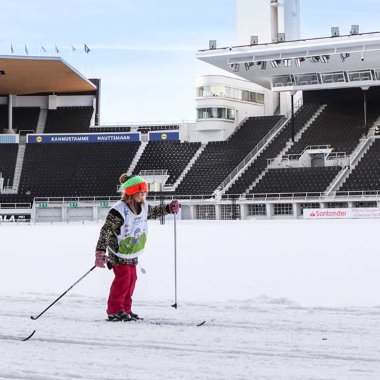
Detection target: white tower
<box><xmin>235</xmin><ymin>0</ymin><xmax>300</xmax><ymax>45</ymax></box>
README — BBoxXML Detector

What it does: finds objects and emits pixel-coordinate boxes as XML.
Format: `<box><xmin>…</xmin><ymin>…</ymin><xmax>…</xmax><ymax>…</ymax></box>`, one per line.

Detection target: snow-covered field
<box><xmin>1</xmin><ymin>219</ymin><xmax>380</xmax><ymax>379</ymax></box>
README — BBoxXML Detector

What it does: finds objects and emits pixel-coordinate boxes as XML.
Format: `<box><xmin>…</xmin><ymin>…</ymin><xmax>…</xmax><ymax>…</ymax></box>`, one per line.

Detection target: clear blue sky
<box><xmin>1</xmin><ymin>0</ymin><xmax>380</xmax><ymax>124</ymax></box>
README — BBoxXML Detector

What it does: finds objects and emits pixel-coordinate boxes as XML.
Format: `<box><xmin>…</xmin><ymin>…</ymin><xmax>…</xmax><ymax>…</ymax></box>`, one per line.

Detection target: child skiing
<box><xmin>95</xmin><ymin>173</ymin><xmax>179</xmax><ymax>321</ymax></box>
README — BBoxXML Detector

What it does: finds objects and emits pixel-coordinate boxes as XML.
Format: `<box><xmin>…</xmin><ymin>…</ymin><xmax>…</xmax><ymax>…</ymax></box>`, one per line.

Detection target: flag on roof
<box><xmin>24</xmin><ymin>45</ymin><xmax>29</xmax><ymax>55</ymax></box>
<box><xmin>84</xmin><ymin>44</ymin><xmax>91</xmax><ymax>54</ymax></box>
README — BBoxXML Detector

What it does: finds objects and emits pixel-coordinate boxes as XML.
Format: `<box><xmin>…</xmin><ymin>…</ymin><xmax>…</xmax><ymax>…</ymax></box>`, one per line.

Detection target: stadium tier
<box><xmin>0</xmin><ymin>106</ymin><xmax>40</xmax><ymax>133</ymax></box>
<box><xmin>132</xmin><ymin>141</ymin><xmax>201</xmax><ymax>186</ymax></box>
<box><xmin>44</xmin><ymin>106</ymin><xmax>94</xmax><ymax>134</ymax></box>
<box><xmin>17</xmin><ymin>142</ymin><xmax>140</xmax><ymax>199</ymax></box>
<box><xmin>175</xmin><ymin>115</ymin><xmax>282</xmax><ymax>195</ymax></box>
<box><xmin>340</xmin><ymin>139</ymin><xmax>380</xmax><ymax>192</ymax></box>
<box><xmin>226</xmin><ymin>103</ymin><xmax>321</xmax><ymax>195</ymax></box>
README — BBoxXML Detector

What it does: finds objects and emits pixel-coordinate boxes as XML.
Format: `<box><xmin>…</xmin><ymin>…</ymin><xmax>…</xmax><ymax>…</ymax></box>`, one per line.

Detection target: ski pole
<box><xmin>171</xmin><ymin>210</ymin><xmax>178</xmax><ymax>309</ymax></box>
<box><xmin>30</xmin><ymin>265</ymin><xmax>96</xmax><ymax>320</ymax></box>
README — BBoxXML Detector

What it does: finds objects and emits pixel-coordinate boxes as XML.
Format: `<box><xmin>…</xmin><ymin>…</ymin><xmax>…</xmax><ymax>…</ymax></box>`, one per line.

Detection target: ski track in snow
<box><xmin>0</xmin><ymin>294</ymin><xmax>380</xmax><ymax>380</ymax></box>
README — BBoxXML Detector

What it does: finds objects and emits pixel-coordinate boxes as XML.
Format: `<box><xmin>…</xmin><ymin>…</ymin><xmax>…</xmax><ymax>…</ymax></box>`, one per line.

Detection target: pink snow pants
<box><xmin>107</xmin><ymin>264</ymin><xmax>137</xmax><ymax>315</ymax></box>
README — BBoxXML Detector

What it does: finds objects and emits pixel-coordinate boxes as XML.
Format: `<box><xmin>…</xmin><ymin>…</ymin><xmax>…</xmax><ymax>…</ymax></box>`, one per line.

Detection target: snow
<box><xmin>1</xmin><ymin>219</ymin><xmax>380</xmax><ymax>379</ymax></box>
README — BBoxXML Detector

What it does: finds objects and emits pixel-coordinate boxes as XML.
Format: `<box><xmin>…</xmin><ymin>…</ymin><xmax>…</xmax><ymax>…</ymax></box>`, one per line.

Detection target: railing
<box><xmin>0</xmin><ymin>202</ymin><xmax>31</xmax><ymax>209</ymax></box>
<box><xmin>267</xmin><ymin>153</ymin><xmax>301</xmax><ymax>167</ymax></box>
<box><xmin>326</xmin><ymin>152</ymin><xmax>347</xmax><ymax>159</ymax></box>
<box><xmin>33</xmin><ymin>194</ymin><xmax>215</xmax><ymax>205</ymax></box>
<box><xmin>90</xmin><ymin>120</ymin><xmax>190</xmax><ymax>128</ymax></box>
<box><xmin>34</xmin><ymin>196</ymin><xmax>120</xmax><ymax>205</ymax></box>
<box><xmin>139</xmin><ymin>169</ymin><xmax>168</xmax><ymax>176</ymax></box>
<box><xmin>302</xmin><ymin>144</ymin><xmax>331</xmax><ymax>152</ymax></box>
<box><xmin>218</xmin><ymin>98</ymin><xmax>304</xmax><ymax>192</ymax></box>
<box><xmin>220</xmin><ymin>190</ymin><xmax>380</xmax><ymax>201</ymax></box>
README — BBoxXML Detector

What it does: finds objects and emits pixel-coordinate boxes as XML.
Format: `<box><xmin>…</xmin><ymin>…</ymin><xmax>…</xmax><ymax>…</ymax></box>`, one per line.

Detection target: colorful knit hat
<box><xmin>121</xmin><ymin>175</ymin><xmax>148</xmax><ymax>195</ymax></box>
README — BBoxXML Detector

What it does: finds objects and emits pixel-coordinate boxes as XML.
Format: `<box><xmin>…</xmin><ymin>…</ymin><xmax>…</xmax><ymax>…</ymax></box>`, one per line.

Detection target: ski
<box><xmin>141</xmin><ymin>319</ymin><xmax>207</xmax><ymax>327</ymax></box>
<box><xmin>0</xmin><ymin>329</ymin><xmax>36</xmax><ymax>342</ymax></box>
<box><xmin>103</xmin><ymin>318</ymin><xmax>206</xmax><ymax>327</ymax></box>
<box><xmin>22</xmin><ymin>330</ymin><xmax>37</xmax><ymax>341</ymax></box>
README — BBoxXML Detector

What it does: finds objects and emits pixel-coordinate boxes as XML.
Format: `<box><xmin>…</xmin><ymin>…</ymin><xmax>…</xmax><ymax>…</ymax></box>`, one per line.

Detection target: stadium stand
<box><xmin>0</xmin><ymin>144</ymin><xmax>18</xmax><ymax>187</ymax></box>
<box><xmin>13</xmin><ymin>107</ymin><xmax>40</xmax><ymax>133</ymax></box>
<box><xmin>17</xmin><ymin>141</ymin><xmax>140</xmax><ymax>198</ymax></box>
<box><xmin>132</xmin><ymin>141</ymin><xmax>201</xmax><ymax>185</ymax></box>
<box><xmin>226</xmin><ymin>103</ymin><xmax>320</xmax><ymax>195</ymax></box>
<box><xmin>0</xmin><ymin>106</ymin><xmax>40</xmax><ymax>133</ymax></box>
<box><xmin>44</xmin><ymin>106</ymin><xmax>93</xmax><ymax>133</ymax></box>
<box><xmin>287</xmin><ymin>103</ymin><xmax>366</xmax><ymax>155</ymax></box>
<box><xmin>340</xmin><ymin>139</ymin><xmax>380</xmax><ymax>192</ymax></box>
<box><xmin>0</xmin><ymin>105</ymin><xmax>7</xmax><ymax>132</ymax></box>
<box><xmin>175</xmin><ymin>115</ymin><xmax>282</xmax><ymax>195</ymax></box>
<box><xmin>89</xmin><ymin>126</ymin><xmax>131</xmax><ymax>133</ymax></box>
<box><xmin>250</xmin><ymin>166</ymin><xmax>341</xmax><ymax>195</ymax></box>
<box><xmin>88</xmin><ymin>125</ymin><xmax>179</xmax><ymax>134</ymax></box>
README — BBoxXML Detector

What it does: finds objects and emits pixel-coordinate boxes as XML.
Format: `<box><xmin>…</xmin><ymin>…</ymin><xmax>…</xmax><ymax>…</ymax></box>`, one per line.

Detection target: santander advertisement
<box><xmin>303</xmin><ymin>208</ymin><xmax>380</xmax><ymax>219</ymax></box>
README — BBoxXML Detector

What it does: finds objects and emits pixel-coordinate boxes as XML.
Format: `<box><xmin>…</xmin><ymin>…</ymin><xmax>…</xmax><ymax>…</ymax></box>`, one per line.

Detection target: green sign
<box><xmin>100</xmin><ymin>201</ymin><xmax>109</xmax><ymax>207</ymax></box>
<box><xmin>70</xmin><ymin>202</ymin><xmax>78</xmax><ymax>208</ymax></box>
<box><xmin>39</xmin><ymin>202</ymin><xmax>48</xmax><ymax>208</ymax></box>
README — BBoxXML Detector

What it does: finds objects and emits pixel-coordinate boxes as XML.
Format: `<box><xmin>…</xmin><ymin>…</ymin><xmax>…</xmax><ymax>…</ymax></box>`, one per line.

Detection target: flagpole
<box><xmin>84</xmin><ymin>49</ymin><xmax>87</xmax><ymax>76</ymax></box>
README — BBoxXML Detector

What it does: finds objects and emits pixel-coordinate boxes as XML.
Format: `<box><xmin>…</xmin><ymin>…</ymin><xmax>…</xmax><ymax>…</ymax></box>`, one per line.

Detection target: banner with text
<box><xmin>0</xmin><ymin>214</ymin><xmax>31</xmax><ymax>222</ymax></box>
<box><xmin>303</xmin><ymin>207</ymin><xmax>380</xmax><ymax>219</ymax></box>
<box><xmin>27</xmin><ymin>133</ymin><xmax>140</xmax><ymax>144</ymax></box>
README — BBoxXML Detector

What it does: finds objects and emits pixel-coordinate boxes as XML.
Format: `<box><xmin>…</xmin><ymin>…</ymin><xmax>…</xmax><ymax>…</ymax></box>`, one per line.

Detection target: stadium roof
<box><xmin>196</xmin><ymin>31</ymin><xmax>380</xmax><ymax>92</ymax></box>
<box><xmin>0</xmin><ymin>55</ymin><xmax>97</xmax><ymax>95</ymax></box>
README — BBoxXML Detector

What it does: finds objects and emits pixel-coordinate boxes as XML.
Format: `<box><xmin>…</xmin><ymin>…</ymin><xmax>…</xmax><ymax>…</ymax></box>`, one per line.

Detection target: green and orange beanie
<box><xmin>121</xmin><ymin>175</ymin><xmax>148</xmax><ymax>196</ymax></box>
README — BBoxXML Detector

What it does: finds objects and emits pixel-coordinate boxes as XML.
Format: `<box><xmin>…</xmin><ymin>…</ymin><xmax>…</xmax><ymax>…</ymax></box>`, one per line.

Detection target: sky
<box><xmin>1</xmin><ymin>0</ymin><xmax>380</xmax><ymax>124</ymax></box>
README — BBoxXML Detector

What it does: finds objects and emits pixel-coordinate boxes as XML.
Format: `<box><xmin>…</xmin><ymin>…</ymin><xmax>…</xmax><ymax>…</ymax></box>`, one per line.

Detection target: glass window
<box><xmin>197</xmin><ymin>107</ymin><xmax>235</xmax><ymax>121</ymax></box>
<box><xmin>300</xmin><ymin>202</ymin><xmax>320</xmax><ymax>215</ymax></box>
<box><xmin>221</xmin><ymin>204</ymin><xmax>241</xmax><ymax>220</ymax></box>
<box><xmin>354</xmin><ymin>201</ymin><xmax>377</xmax><ymax>208</ymax></box>
<box><xmin>274</xmin><ymin>203</ymin><xmax>293</xmax><ymax>215</ymax></box>
<box><xmin>196</xmin><ymin>205</ymin><xmax>216</xmax><ymax>219</ymax></box>
<box><xmin>248</xmin><ymin>204</ymin><xmax>266</xmax><ymax>216</ymax></box>
<box><xmin>326</xmin><ymin>202</ymin><xmax>348</xmax><ymax>208</ymax></box>
<box><xmin>196</xmin><ymin>85</ymin><xmax>264</xmax><ymax>104</ymax></box>
<box><xmin>226</xmin><ymin>108</ymin><xmax>235</xmax><ymax>120</ymax></box>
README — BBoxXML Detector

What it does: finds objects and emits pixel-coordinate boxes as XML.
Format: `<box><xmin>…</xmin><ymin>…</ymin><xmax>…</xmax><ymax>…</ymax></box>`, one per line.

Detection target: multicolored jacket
<box><xmin>96</xmin><ymin>200</ymin><xmax>169</xmax><ymax>266</ymax></box>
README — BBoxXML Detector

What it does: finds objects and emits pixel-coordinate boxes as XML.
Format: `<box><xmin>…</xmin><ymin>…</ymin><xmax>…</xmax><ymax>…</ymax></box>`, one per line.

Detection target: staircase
<box><xmin>36</xmin><ymin>109</ymin><xmax>48</xmax><ymax>134</ymax></box>
<box><xmin>127</xmin><ymin>142</ymin><xmax>147</xmax><ymax>174</ymax></box>
<box><xmin>1</xmin><ymin>145</ymin><xmax>26</xmax><ymax>194</ymax></box>
<box><xmin>168</xmin><ymin>144</ymin><xmax>207</xmax><ymax>191</ymax></box>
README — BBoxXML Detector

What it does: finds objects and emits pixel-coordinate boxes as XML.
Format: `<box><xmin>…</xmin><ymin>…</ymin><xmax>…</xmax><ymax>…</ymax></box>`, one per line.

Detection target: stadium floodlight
<box><xmin>331</xmin><ymin>27</ymin><xmax>340</xmax><ymax>37</ymax></box>
<box><xmin>277</xmin><ymin>33</ymin><xmax>286</xmax><ymax>42</ymax></box>
<box><xmin>270</xmin><ymin>60</ymin><xmax>281</xmax><ymax>68</ymax></box>
<box><xmin>258</xmin><ymin>61</ymin><xmax>267</xmax><ymax>70</ymax></box>
<box><xmin>340</xmin><ymin>53</ymin><xmax>350</xmax><ymax>62</ymax></box>
<box><xmin>230</xmin><ymin>63</ymin><xmax>240</xmax><ymax>72</ymax></box>
<box><xmin>350</xmin><ymin>25</ymin><xmax>359</xmax><ymax>35</ymax></box>
<box><xmin>294</xmin><ymin>57</ymin><xmax>305</xmax><ymax>67</ymax></box>
<box><xmin>209</xmin><ymin>40</ymin><xmax>217</xmax><ymax>49</ymax></box>
<box><xmin>283</xmin><ymin>59</ymin><xmax>292</xmax><ymax>67</ymax></box>
<box><xmin>244</xmin><ymin>62</ymin><xmax>255</xmax><ymax>71</ymax></box>
<box><xmin>320</xmin><ymin>55</ymin><xmax>330</xmax><ymax>63</ymax></box>
<box><xmin>250</xmin><ymin>35</ymin><xmax>258</xmax><ymax>45</ymax></box>
<box><xmin>309</xmin><ymin>56</ymin><xmax>320</xmax><ymax>63</ymax></box>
